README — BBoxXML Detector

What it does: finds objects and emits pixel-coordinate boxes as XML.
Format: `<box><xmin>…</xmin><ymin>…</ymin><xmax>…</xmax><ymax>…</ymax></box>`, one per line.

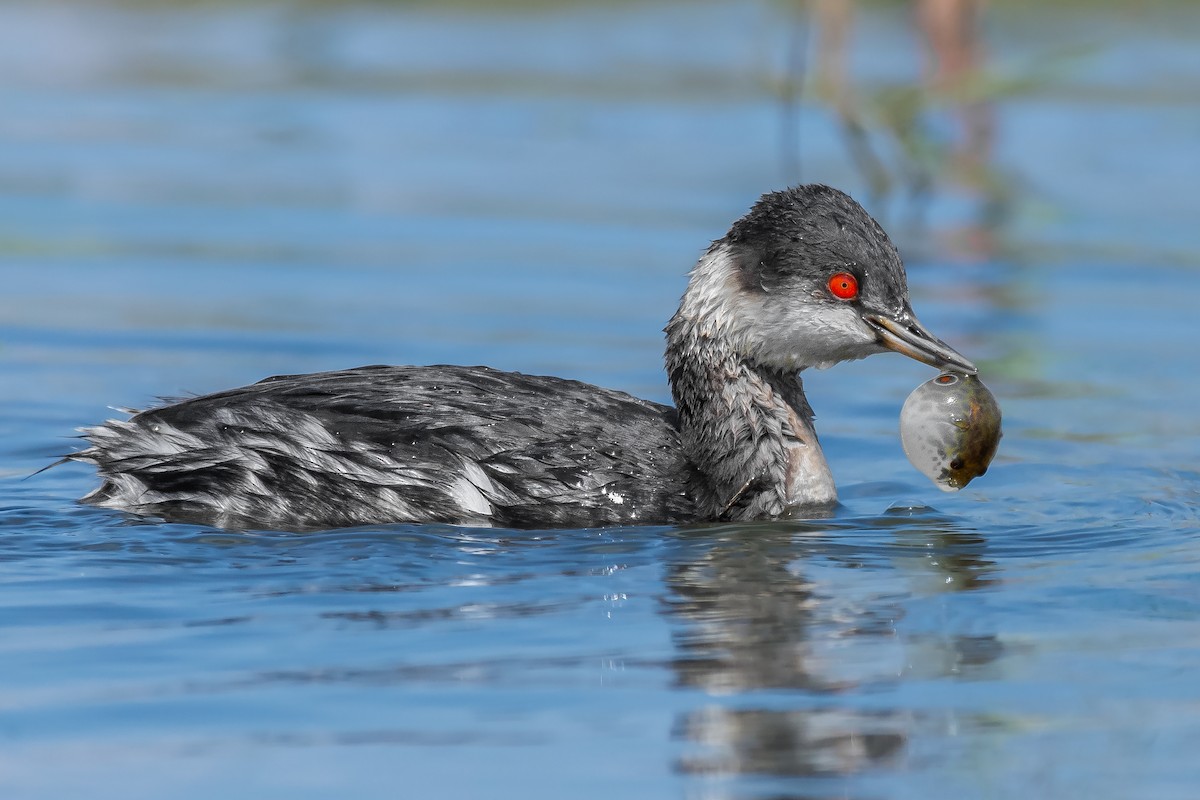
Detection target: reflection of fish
<box><xmin>900</xmin><ymin>372</ymin><xmax>1001</xmax><ymax>492</ymax></box>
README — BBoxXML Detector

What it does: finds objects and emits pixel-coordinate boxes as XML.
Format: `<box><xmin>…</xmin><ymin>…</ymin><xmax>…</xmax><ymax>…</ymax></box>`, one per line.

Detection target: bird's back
<box><xmin>75</xmin><ymin>365</ymin><xmax>697</xmax><ymax>530</ymax></box>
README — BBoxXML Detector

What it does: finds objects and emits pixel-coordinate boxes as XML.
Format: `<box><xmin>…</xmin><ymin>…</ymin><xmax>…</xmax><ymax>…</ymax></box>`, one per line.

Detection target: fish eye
<box><xmin>936</xmin><ymin>374</ymin><xmax>959</xmax><ymax>385</ymax></box>
<box><xmin>827</xmin><ymin>272</ymin><xmax>858</xmax><ymax>300</ymax></box>
<box><xmin>949</xmin><ymin>458</ymin><xmax>964</xmax><ymax>470</ymax></box>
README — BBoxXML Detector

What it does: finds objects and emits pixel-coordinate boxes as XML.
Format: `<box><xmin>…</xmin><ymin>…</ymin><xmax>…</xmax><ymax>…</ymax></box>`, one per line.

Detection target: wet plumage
<box><xmin>77</xmin><ymin>365</ymin><xmax>695</xmax><ymax>530</ymax></box>
<box><xmin>67</xmin><ymin>184</ymin><xmax>978</xmax><ymax>531</ymax></box>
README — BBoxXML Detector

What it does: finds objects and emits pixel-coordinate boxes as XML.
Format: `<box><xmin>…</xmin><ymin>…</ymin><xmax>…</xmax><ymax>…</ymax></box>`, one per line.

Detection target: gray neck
<box><xmin>665</xmin><ymin>246</ymin><xmax>837</xmax><ymax>520</ymax></box>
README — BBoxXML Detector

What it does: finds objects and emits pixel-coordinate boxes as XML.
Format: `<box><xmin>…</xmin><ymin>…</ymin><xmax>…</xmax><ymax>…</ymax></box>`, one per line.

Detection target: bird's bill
<box><xmin>864</xmin><ymin>312</ymin><xmax>977</xmax><ymax>374</ymax></box>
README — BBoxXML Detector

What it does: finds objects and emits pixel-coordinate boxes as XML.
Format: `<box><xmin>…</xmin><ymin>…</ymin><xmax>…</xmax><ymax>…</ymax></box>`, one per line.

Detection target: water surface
<box><xmin>2</xmin><ymin>2</ymin><xmax>1199</xmax><ymax>798</ymax></box>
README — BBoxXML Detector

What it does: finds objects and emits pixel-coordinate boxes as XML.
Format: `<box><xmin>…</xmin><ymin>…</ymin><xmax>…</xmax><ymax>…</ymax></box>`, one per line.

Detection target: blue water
<box><xmin>2</xmin><ymin>2</ymin><xmax>1199</xmax><ymax>798</ymax></box>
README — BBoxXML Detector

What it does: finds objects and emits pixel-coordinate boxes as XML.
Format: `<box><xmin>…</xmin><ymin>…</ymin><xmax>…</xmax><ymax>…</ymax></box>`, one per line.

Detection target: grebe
<box><xmin>67</xmin><ymin>185</ymin><xmax>975</xmax><ymax>531</ymax></box>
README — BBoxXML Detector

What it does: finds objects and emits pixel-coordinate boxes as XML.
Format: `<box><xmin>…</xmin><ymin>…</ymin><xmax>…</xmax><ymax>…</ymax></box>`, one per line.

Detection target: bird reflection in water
<box><xmin>662</xmin><ymin>517</ymin><xmax>1000</xmax><ymax>785</ymax></box>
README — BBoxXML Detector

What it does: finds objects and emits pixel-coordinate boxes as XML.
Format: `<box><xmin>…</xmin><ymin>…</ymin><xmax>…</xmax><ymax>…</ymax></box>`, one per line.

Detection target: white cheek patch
<box><xmin>732</xmin><ymin>298</ymin><xmax>879</xmax><ymax>371</ymax></box>
<box><xmin>674</xmin><ymin>243</ymin><xmax>883</xmax><ymax>371</ymax></box>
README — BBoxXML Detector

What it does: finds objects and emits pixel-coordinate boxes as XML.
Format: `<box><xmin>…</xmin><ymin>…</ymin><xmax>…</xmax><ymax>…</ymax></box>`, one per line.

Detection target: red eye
<box><xmin>828</xmin><ymin>272</ymin><xmax>858</xmax><ymax>300</ymax></box>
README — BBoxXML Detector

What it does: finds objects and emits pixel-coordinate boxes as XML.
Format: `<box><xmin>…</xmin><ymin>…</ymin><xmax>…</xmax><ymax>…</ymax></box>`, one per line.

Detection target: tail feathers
<box><xmin>27</xmin><ymin>455</ymin><xmax>76</xmax><ymax>479</ymax></box>
<box><xmin>30</xmin><ymin>416</ymin><xmax>148</xmax><ymax>495</ymax></box>
<box><xmin>28</xmin><ymin>428</ymin><xmax>105</xmax><ymax>479</ymax></box>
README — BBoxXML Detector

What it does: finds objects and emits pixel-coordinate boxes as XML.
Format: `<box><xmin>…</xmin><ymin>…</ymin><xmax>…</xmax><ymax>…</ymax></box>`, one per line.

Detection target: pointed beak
<box><xmin>864</xmin><ymin>311</ymin><xmax>977</xmax><ymax>374</ymax></box>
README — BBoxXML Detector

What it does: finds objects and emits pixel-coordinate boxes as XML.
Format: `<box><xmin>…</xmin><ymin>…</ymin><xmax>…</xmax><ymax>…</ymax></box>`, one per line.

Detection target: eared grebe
<box><xmin>67</xmin><ymin>185</ymin><xmax>975</xmax><ymax>531</ymax></box>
